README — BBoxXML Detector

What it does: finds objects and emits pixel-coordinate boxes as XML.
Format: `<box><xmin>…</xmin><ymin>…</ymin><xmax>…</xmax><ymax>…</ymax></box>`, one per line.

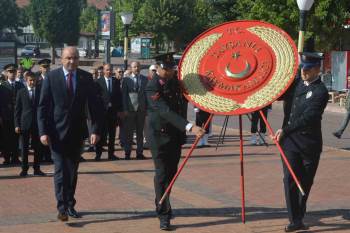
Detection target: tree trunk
<box><xmin>51</xmin><ymin>45</ymin><xmax>56</xmax><ymax>64</ymax></box>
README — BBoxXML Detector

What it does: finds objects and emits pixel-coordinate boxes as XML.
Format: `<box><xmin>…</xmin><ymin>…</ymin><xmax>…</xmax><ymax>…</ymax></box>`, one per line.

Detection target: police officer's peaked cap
<box><xmin>3</xmin><ymin>63</ymin><xmax>18</xmax><ymax>71</ymax></box>
<box><xmin>38</xmin><ymin>59</ymin><xmax>51</xmax><ymax>67</ymax></box>
<box><xmin>300</xmin><ymin>52</ymin><xmax>324</xmax><ymax>70</ymax></box>
<box><xmin>153</xmin><ymin>52</ymin><xmax>176</xmax><ymax>69</ymax></box>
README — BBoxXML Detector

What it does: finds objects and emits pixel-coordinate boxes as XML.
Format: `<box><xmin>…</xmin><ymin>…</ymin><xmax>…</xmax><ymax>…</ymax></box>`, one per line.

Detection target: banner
<box><xmin>100</xmin><ymin>11</ymin><xmax>115</xmax><ymax>40</ymax></box>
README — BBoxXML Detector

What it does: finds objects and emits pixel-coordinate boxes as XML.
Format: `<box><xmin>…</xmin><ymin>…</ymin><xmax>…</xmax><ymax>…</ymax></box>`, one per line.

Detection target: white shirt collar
<box><xmin>62</xmin><ymin>67</ymin><xmax>76</xmax><ymax>76</ymax></box>
<box><xmin>131</xmin><ymin>73</ymin><xmax>139</xmax><ymax>78</ymax></box>
<box><xmin>104</xmin><ymin>76</ymin><xmax>112</xmax><ymax>81</ymax></box>
<box><xmin>303</xmin><ymin>76</ymin><xmax>320</xmax><ymax>86</ymax></box>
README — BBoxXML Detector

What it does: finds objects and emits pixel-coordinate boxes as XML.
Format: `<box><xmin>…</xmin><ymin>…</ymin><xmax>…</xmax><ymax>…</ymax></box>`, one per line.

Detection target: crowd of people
<box><xmin>0</xmin><ymin>54</ymin><xmax>173</xmax><ymax>170</ymax></box>
<box><xmin>0</xmin><ymin>47</ymin><xmax>205</xmax><ymax>230</ymax></box>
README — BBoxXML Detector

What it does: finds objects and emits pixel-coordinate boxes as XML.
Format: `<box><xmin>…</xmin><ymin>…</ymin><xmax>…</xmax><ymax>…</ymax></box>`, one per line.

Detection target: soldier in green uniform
<box><xmin>145</xmin><ymin>53</ymin><xmax>204</xmax><ymax>230</ymax></box>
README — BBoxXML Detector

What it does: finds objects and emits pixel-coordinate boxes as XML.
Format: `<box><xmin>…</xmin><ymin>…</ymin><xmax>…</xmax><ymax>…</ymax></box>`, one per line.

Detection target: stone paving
<box><xmin>1</xmin><ymin>126</ymin><xmax>350</xmax><ymax>233</ymax></box>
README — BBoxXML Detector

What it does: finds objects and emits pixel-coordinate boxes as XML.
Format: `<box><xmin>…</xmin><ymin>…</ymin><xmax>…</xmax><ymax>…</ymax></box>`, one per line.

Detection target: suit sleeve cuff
<box><xmin>185</xmin><ymin>123</ymin><xmax>193</xmax><ymax>132</ymax></box>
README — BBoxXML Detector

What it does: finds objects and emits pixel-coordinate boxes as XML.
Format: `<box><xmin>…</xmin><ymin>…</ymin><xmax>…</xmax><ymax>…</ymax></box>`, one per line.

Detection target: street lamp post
<box><xmin>120</xmin><ymin>12</ymin><xmax>133</xmax><ymax>70</ymax></box>
<box><xmin>297</xmin><ymin>0</ymin><xmax>315</xmax><ymax>53</ymax></box>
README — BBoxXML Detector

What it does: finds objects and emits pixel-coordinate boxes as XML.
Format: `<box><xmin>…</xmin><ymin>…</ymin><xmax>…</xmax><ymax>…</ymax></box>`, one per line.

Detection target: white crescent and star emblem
<box><xmin>225</xmin><ymin>52</ymin><xmax>251</xmax><ymax>79</ymax></box>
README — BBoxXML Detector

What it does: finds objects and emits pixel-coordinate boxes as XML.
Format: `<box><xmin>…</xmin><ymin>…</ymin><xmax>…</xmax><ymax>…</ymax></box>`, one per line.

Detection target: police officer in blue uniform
<box><xmin>145</xmin><ymin>53</ymin><xmax>204</xmax><ymax>230</ymax></box>
<box><xmin>275</xmin><ymin>52</ymin><xmax>329</xmax><ymax>232</ymax></box>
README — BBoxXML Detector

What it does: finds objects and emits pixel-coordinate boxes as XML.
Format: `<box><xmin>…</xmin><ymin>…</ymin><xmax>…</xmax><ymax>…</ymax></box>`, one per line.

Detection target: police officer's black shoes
<box><xmin>67</xmin><ymin>208</ymin><xmax>81</xmax><ymax>218</ymax></box>
<box><xmin>333</xmin><ymin>131</ymin><xmax>342</xmax><ymax>139</ymax></box>
<box><xmin>160</xmin><ymin>218</ymin><xmax>171</xmax><ymax>230</ymax></box>
<box><xmin>284</xmin><ymin>222</ymin><xmax>308</xmax><ymax>232</ymax></box>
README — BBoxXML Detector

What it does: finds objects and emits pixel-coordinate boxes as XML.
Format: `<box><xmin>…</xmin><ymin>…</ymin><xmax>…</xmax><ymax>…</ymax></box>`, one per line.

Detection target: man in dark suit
<box><xmin>38</xmin><ymin>47</ymin><xmax>102</xmax><ymax>222</ymax></box>
<box><xmin>114</xmin><ymin>66</ymin><xmax>126</xmax><ymax>147</ymax></box>
<box><xmin>122</xmin><ymin>61</ymin><xmax>148</xmax><ymax>160</ymax></box>
<box><xmin>1</xmin><ymin>64</ymin><xmax>25</xmax><ymax>165</ymax></box>
<box><xmin>145</xmin><ymin>53</ymin><xmax>204</xmax><ymax>230</ymax></box>
<box><xmin>95</xmin><ymin>63</ymin><xmax>123</xmax><ymax>161</ymax></box>
<box><xmin>0</xmin><ymin>84</ymin><xmax>7</xmax><ymax>157</ymax></box>
<box><xmin>15</xmin><ymin>71</ymin><xmax>45</xmax><ymax>177</ymax></box>
<box><xmin>274</xmin><ymin>52</ymin><xmax>329</xmax><ymax>232</ymax></box>
<box><xmin>36</xmin><ymin>59</ymin><xmax>52</xmax><ymax>163</ymax></box>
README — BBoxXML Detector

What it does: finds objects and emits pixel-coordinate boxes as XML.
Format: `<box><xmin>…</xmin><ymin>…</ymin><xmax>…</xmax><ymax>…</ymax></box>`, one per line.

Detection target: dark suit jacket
<box><xmin>1</xmin><ymin>81</ymin><xmax>25</xmax><ymax>120</ymax></box>
<box><xmin>96</xmin><ymin>77</ymin><xmax>123</xmax><ymax>115</ymax></box>
<box><xmin>281</xmin><ymin>76</ymin><xmax>329</xmax><ymax>155</ymax></box>
<box><xmin>122</xmin><ymin>74</ymin><xmax>148</xmax><ymax>112</ymax></box>
<box><xmin>145</xmin><ymin>75</ymin><xmax>188</xmax><ymax>148</ymax></box>
<box><xmin>15</xmin><ymin>86</ymin><xmax>41</xmax><ymax>131</ymax></box>
<box><xmin>37</xmin><ymin>67</ymin><xmax>102</xmax><ymax>146</ymax></box>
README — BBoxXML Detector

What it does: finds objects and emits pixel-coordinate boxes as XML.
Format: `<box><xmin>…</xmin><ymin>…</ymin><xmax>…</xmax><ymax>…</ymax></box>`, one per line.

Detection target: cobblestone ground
<box><xmin>1</xmin><ymin>127</ymin><xmax>350</xmax><ymax>233</ymax></box>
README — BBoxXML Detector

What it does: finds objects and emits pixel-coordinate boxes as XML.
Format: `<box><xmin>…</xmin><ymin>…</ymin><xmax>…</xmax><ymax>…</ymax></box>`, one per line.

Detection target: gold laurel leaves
<box><xmin>242</xmin><ymin>26</ymin><xmax>296</xmax><ymax>109</ymax></box>
<box><xmin>181</xmin><ymin>33</ymin><xmax>241</xmax><ymax>112</ymax></box>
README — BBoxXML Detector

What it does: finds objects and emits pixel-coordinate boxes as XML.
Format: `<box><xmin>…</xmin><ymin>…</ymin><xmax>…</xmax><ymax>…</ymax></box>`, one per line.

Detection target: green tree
<box><xmin>80</xmin><ymin>6</ymin><xmax>98</xmax><ymax>33</ymax></box>
<box><xmin>29</xmin><ymin>0</ymin><xmax>84</xmax><ymax>63</ymax></box>
<box><xmin>206</xmin><ymin>0</ymin><xmax>239</xmax><ymax>27</ymax></box>
<box><xmin>136</xmin><ymin>0</ymin><xmax>196</xmax><ymax>52</ymax></box>
<box><xmin>120</xmin><ymin>0</ymin><xmax>204</xmax><ymax>52</ymax></box>
<box><xmin>235</xmin><ymin>0</ymin><xmax>350</xmax><ymax>51</ymax></box>
<box><xmin>0</xmin><ymin>0</ymin><xmax>19</xmax><ymax>34</ymax></box>
<box><xmin>112</xmin><ymin>0</ymin><xmax>144</xmax><ymax>46</ymax></box>
<box><xmin>17</xmin><ymin>7</ymin><xmax>31</xmax><ymax>28</ymax></box>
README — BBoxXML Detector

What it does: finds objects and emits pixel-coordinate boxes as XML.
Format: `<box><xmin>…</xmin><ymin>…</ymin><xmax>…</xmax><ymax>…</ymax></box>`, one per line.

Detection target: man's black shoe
<box><xmin>57</xmin><ymin>212</ymin><xmax>68</xmax><ymax>221</ymax></box>
<box><xmin>136</xmin><ymin>154</ymin><xmax>146</xmax><ymax>160</ymax></box>
<box><xmin>284</xmin><ymin>222</ymin><xmax>308</xmax><ymax>232</ymax></box>
<box><xmin>3</xmin><ymin>160</ymin><xmax>10</xmax><ymax>165</ymax></box>
<box><xmin>108</xmin><ymin>154</ymin><xmax>119</xmax><ymax>161</ymax></box>
<box><xmin>94</xmin><ymin>155</ymin><xmax>101</xmax><ymax>161</ymax></box>
<box><xmin>34</xmin><ymin>170</ymin><xmax>46</xmax><ymax>176</ymax></box>
<box><xmin>160</xmin><ymin>218</ymin><xmax>171</xmax><ymax>230</ymax></box>
<box><xmin>11</xmin><ymin>158</ymin><xmax>21</xmax><ymax>164</ymax></box>
<box><xmin>19</xmin><ymin>170</ymin><xmax>28</xmax><ymax>177</ymax></box>
<box><xmin>333</xmin><ymin>132</ymin><xmax>341</xmax><ymax>139</ymax></box>
<box><xmin>67</xmin><ymin>208</ymin><xmax>81</xmax><ymax>218</ymax></box>
<box><xmin>125</xmin><ymin>154</ymin><xmax>131</xmax><ymax>160</ymax></box>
